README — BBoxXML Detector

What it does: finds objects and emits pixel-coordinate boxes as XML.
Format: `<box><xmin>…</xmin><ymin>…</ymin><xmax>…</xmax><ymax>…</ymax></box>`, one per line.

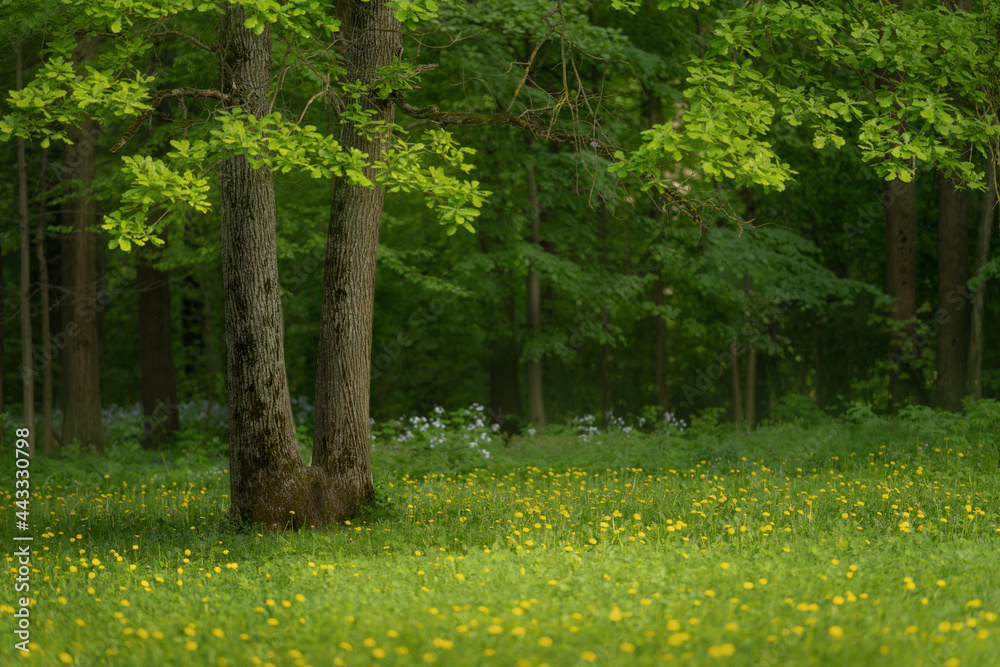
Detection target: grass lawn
<box><xmin>3</xmin><ymin>409</ymin><xmax>1000</xmax><ymax>666</ymax></box>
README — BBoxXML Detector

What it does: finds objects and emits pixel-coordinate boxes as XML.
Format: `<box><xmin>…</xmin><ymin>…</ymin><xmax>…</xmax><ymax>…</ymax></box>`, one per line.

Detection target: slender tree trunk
<box><xmin>600</xmin><ymin>338</ymin><xmax>611</xmax><ymax>425</ymax></box>
<box><xmin>488</xmin><ymin>294</ymin><xmax>522</xmax><ymax>424</ymax></box>
<box><xmin>645</xmin><ymin>93</ymin><xmax>669</xmax><ymax>412</ymax></box>
<box><xmin>742</xmin><ymin>271</ymin><xmax>756</xmax><ymax>428</ymax></box>
<box><xmin>202</xmin><ymin>278</ymin><xmax>221</xmax><ymax>422</ymax></box>
<box><xmin>745</xmin><ymin>346</ymin><xmax>757</xmax><ymax>428</ymax></box>
<box><xmin>815</xmin><ymin>331</ymin><xmax>823</xmax><ymax>406</ymax></box>
<box><xmin>730</xmin><ymin>341</ymin><xmax>743</xmax><ymax>426</ymax></box>
<box><xmin>968</xmin><ymin>158</ymin><xmax>996</xmax><ymax>401</ymax></box>
<box><xmin>17</xmin><ymin>45</ymin><xmax>35</xmax><ymax>455</ymax></box>
<box><xmin>54</xmin><ymin>204</ymin><xmax>68</xmax><ymax>417</ymax></box>
<box><xmin>525</xmin><ymin>165</ymin><xmax>546</xmax><ymax>429</ymax></box>
<box><xmin>598</xmin><ymin>210</ymin><xmax>611</xmax><ymax>427</ymax></box>
<box><xmin>740</xmin><ymin>192</ymin><xmax>758</xmax><ymax>427</ymax></box>
<box><xmin>1</xmin><ymin>195</ymin><xmax>5</xmax><ymax>425</ymax></box>
<box><xmin>885</xmin><ymin>177</ymin><xmax>924</xmax><ymax>407</ymax></box>
<box><xmin>35</xmin><ymin>148</ymin><xmax>55</xmax><ymax>455</ymax></box>
<box><xmin>313</xmin><ymin>0</ymin><xmax>402</xmax><ymax>516</ymax></box>
<box><xmin>653</xmin><ymin>273</ymin><xmax>669</xmax><ymax>410</ymax></box>
<box><xmin>934</xmin><ymin>166</ymin><xmax>970</xmax><ymax>411</ymax></box>
<box><xmin>60</xmin><ymin>38</ymin><xmax>105</xmax><ymax>453</ymax></box>
<box><xmin>181</xmin><ymin>277</ymin><xmax>205</xmax><ymax>379</ymax></box>
<box><xmin>218</xmin><ymin>6</ymin><xmax>313</xmax><ymax>528</ymax></box>
<box><xmin>95</xmin><ymin>241</ymin><xmax>107</xmax><ymax>397</ymax></box>
<box><xmin>137</xmin><ymin>245</ymin><xmax>181</xmax><ymax>449</ymax></box>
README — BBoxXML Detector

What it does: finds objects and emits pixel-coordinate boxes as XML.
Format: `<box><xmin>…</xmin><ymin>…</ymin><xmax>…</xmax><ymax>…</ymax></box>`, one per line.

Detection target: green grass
<box><xmin>3</xmin><ymin>415</ymin><xmax>999</xmax><ymax>667</ymax></box>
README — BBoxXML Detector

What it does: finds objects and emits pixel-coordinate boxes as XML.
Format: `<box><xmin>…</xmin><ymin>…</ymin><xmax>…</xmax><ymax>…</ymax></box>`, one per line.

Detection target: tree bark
<box><xmin>743</xmin><ymin>270</ymin><xmax>756</xmax><ymax>428</ymax></box>
<box><xmin>137</xmin><ymin>245</ymin><xmax>181</xmax><ymax>449</ymax></box>
<box><xmin>35</xmin><ymin>148</ymin><xmax>55</xmax><ymax>455</ymax></box>
<box><xmin>312</xmin><ymin>0</ymin><xmax>402</xmax><ymax>517</ymax></box>
<box><xmin>60</xmin><ymin>37</ymin><xmax>105</xmax><ymax>453</ymax></box>
<box><xmin>17</xmin><ymin>45</ymin><xmax>35</xmax><ymax>455</ymax></box>
<box><xmin>488</xmin><ymin>294</ymin><xmax>522</xmax><ymax>425</ymax></box>
<box><xmin>525</xmin><ymin>165</ymin><xmax>546</xmax><ymax>429</ymax></box>
<box><xmin>598</xmin><ymin>209</ymin><xmax>611</xmax><ymax>427</ymax></box>
<box><xmin>967</xmin><ymin>158</ymin><xmax>996</xmax><ymax>401</ymax></box>
<box><xmin>645</xmin><ymin>94</ymin><xmax>669</xmax><ymax>412</ymax></box>
<box><xmin>1</xmin><ymin>188</ymin><xmax>4</xmax><ymax>424</ymax></box>
<box><xmin>653</xmin><ymin>273</ymin><xmax>669</xmax><ymax>410</ymax></box>
<box><xmin>600</xmin><ymin>337</ymin><xmax>611</xmax><ymax>426</ymax></box>
<box><xmin>218</xmin><ymin>6</ymin><xmax>314</xmax><ymax>528</ymax></box>
<box><xmin>745</xmin><ymin>346</ymin><xmax>757</xmax><ymax>428</ymax></box>
<box><xmin>885</xmin><ymin>177</ymin><xmax>924</xmax><ymax>407</ymax></box>
<box><xmin>730</xmin><ymin>341</ymin><xmax>743</xmax><ymax>426</ymax></box>
<box><xmin>934</xmin><ymin>166</ymin><xmax>970</xmax><ymax>411</ymax></box>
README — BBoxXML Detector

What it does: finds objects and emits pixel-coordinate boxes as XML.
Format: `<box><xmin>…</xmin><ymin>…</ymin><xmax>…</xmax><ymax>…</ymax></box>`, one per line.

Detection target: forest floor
<box><xmin>3</xmin><ymin>406</ymin><xmax>1000</xmax><ymax>666</ymax></box>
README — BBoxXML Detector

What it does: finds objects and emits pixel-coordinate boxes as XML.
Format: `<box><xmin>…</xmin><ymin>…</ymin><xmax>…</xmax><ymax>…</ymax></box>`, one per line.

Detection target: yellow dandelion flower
<box><xmin>708</xmin><ymin>644</ymin><xmax>736</xmax><ymax>658</ymax></box>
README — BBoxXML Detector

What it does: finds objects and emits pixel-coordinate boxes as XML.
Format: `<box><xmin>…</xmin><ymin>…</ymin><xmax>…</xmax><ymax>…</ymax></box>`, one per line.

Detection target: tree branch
<box><xmin>112</xmin><ymin>88</ymin><xmax>235</xmax><ymax>153</ymax></box>
<box><xmin>393</xmin><ymin>92</ymin><xmax>616</xmax><ymax>157</ymax></box>
<box><xmin>392</xmin><ymin>91</ymin><xmax>701</xmax><ymax>222</ymax></box>
<box><xmin>151</xmin><ymin>30</ymin><xmax>216</xmax><ymax>53</ymax></box>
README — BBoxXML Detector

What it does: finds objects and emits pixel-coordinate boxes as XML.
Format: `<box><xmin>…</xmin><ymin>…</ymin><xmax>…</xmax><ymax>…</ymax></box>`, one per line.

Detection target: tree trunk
<box><xmin>600</xmin><ymin>338</ymin><xmax>611</xmax><ymax>425</ymax></box>
<box><xmin>137</xmin><ymin>245</ymin><xmax>181</xmax><ymax>449</ymax></box>
<box><xmin>218</xmin><ymin>6</ymin><xmax>313</xmax><ymax>528</ymax></box>
<box><xmin>815</xmin><ymin>331</ymin><xmax>823</xmax><ymax>406</ymax></box>
<box><xmin>934</xmin><ymin>167</ymin><xmax>970</xmax><ymax>411</ymax></box>
<box><xmin>967</xmin><ymin>158</ymin><xmax>996</xmax><ymax>401</ymax></box>
<box><xmin>17</xmin><ymin>45</ymin><xmax>35</xmax><ymax>455</ymax></box>
<box><xmin>885</xmin><ymin>177</ymin><xmax>924</xmax><ymax>407</ymax></box>
<box><xmin>745</xmin><ymin>346</ymin><xmax>757</xmax><ymax>428</ymax></box>
<box><xmin>742</xmin><ymin>271</ymin><xmax>756</xmax><ymax>428</ymax></box>
<box><xmin>644</xmin><ymin>92</ymin><xmax>669</xmax><ymax>412</ymax></box>
<box><xmin>181</xmin><ymin>277</ymin><xmax>205</xmax><ymax>378</ymax></box>
<box><xmin>201</xmin><ymin>277</ymin><xmax>221</xmax><ymax>422</ymax></box>
<box><xmin>60</xmin><ymin>38</ymin><xmax>104</xmax><ymax>453</ymax></box>
<box><xmin>653</xmin><ymin>273</ymin><xmax>669</xmax><ymax>410</ymax></box>
<box><xmin>1</xmin><ymin>189</ymin><xmax>4</xmax><ymax>425</ymax></box>
<box><xmin>35</xmin><ymin>148</ymin><xmax>55</xmax><ymax>455</ymax></box>
<box><xmin>488</xmin><ymin>295</ymin><xmax>522</xmax><ymax>425</ymax></box>
<box><xmin>312</xmin><ymin>0</ymin><xmax>402</xmax><ymax>517</ymax></box>
<box><xmin>525</xmin><ymin>165</ymin><xmax>546</xmax><ymax>429</ymax></box>
<box><xmin>730</xmin><ymin>340</ymin><xmax>743</xmax><ymax>426</ymax></box>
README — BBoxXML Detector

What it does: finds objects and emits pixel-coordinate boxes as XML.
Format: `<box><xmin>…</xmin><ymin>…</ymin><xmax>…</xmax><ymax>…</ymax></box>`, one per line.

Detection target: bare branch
<box><xmin>392</xmin><ymin>92</ymin><xmax>700</xmax><ymax>222</ymax></box>
<box><xmin>297</xmin><ymin>88</ymin><xmax>329</xmax><ymax>126</ymax></box>
<box><xmin>151</xmin><ymin>30</ymin><xmax>215</xmax><ymax>53</ymax></box>
<box><xmin>111</xmin><ymin>88</ymin><xmax>235</xmax><ymax>153</ymax></box>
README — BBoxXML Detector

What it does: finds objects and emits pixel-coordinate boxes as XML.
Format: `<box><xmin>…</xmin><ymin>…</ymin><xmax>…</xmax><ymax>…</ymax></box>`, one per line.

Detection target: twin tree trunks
<box><xmin>219</xmin><ymin>2</ymin><xmax>397</xmax><ymax>529</ymax></box>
